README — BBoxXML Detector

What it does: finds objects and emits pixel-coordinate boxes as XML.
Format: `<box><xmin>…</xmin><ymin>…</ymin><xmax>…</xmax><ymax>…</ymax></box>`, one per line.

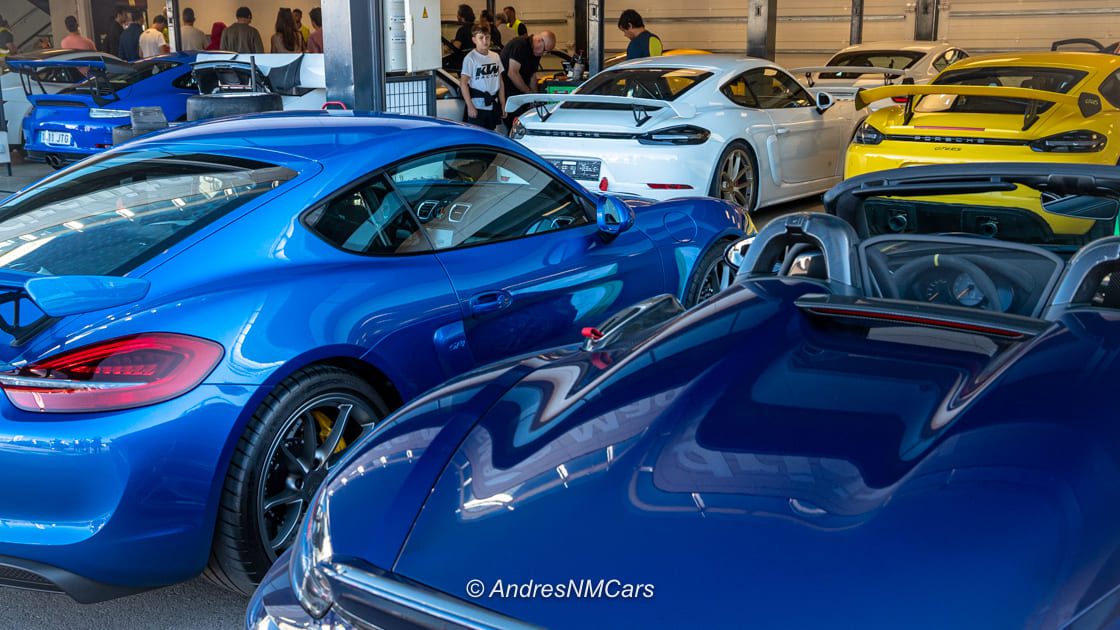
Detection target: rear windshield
<box><xmin>62</xmin><ymin>60</ymin><xmax>179</xmax><ymax>95</ymax></box>
<box><xmin>922</xmin><ymin>66</ymin><xmax>1088</xmax><ymax>114</ymax></box>
<box><xmin>575</xmin><ymin>68</ymin><xmax>711</xmax><ymax>106</ymax></box>
<box><xmin>821</xmin><ymin>50</ymin><xmax>924</xmax><ymax>78</ymax></box>
<box><xmin>0</xmin><ymin>152</ymin><xmax>297</xmax><ymax>276</ymax></box>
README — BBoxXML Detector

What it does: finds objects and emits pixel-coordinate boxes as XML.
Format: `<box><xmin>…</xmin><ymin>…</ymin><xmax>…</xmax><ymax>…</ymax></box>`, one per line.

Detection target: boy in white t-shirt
<box><xmin>459</xmin><ymin>25</ymin><xmax>506</xmax><ymax>131</ymax></box>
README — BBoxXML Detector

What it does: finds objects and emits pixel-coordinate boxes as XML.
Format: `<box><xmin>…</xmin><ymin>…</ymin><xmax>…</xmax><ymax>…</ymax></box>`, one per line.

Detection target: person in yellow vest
<box><xmin>618</xmin><ymin>9</ymin><xmax>662</xmax><ymax>59</ymax></box>
<box><xmin>501</xmin><ymin>6</ymin><xmax>527</xmax><ymax>40</ymax></box>
<box><xmin>293</xmin><ymin>9</ymin><xmax>310</xmax><ymax>49</ymax></box>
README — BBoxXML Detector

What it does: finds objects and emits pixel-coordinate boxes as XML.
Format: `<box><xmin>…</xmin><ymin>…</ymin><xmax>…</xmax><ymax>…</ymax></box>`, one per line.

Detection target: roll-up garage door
<box><xmin>937</xmin><ymin>0</ymin><xmax>1120</xmax><ymax>53</ymax></box>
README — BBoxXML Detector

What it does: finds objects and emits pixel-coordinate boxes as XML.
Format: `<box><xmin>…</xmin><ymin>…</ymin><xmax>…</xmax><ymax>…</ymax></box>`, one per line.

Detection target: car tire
<box><xmin>187</xmin><ymin>93</ymin><xmax>284</xmax><ymax>122</ymax></box>
<box><xmin>709</xmin><ymin>141</ymin><xmax>759</xmax><ymax>212</ymax></box>
<box><xmin>204</xmin><ymin>365</ymin><xmax>389</xmax><ymax>595</ymax></box>
<box><xmin>683</xmin><ymin>238</ymin><xmax>736</xmax><ymax>307</ymax></box>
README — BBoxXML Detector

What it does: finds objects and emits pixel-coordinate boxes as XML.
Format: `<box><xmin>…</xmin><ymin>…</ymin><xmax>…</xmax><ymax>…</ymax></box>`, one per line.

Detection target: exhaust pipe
<box><xmin>45</xmin><ymin>154</ymin><xmax>63</xmax><ymax>169</ymax></box>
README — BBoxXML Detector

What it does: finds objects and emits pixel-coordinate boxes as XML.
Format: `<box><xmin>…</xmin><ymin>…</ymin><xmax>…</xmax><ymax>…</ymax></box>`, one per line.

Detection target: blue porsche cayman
<box><xmin>0</xmin><ymin>111</ymin><xmax>748</xmax><ymax>601</ymax></box>
<box><xmin>249</xmin><ymin>163</ymin><xmax>1120</xmax><ymax>628</ymax></box>
<box><xmin>14</xmin><ymin>52</ymin><xmax>197</xmax><ymax>167</ymax></box>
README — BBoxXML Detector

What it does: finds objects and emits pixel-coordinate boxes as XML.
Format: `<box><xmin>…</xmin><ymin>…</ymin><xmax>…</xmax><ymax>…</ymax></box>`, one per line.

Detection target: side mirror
<box><xmin>815</xmin><ymin>90</ymin><xmax>834</xmax><ymax>113</ymax></box>
<box><xmin>596</xmin><ymin>195</ymin><xmax>636</xmax><ymax>236</ymax></box>
<box><xmin>724</xmin><ymin>236</ymin><xmax>754</xmax><ymax>271</ymax></box>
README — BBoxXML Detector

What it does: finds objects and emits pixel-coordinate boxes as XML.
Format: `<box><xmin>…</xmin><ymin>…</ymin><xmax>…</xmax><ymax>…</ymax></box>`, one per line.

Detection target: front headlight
<box><xmin>1030</xmin><ymin>130</ymin><xmax>1107</xmax><ymax>153</ymax></box>
<box><xmin>852</xmin><ymin>121</ymin><xmax>885</xmax><ymax>145</ymax></box>
<box><xmin>89</xmin><ymin>108</ymin><xmax>131</xmax><ymax>119</ymax></box>
<box><xmin>290</xmin><ymin>488</ymin><xmax>334</xmax><ymax>618</ymax></box>
<box><xmin>509</xmin><ymin>118</ymin><xmax>526</xmax><ymax>140</ymax></box>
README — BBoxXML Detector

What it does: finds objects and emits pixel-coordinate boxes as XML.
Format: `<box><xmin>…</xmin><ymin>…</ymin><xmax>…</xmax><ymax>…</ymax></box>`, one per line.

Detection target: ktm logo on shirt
<box><xmin>474</xmin><ymin>63</ymin><xmax>501</xmax><ymax>79</ymax></box>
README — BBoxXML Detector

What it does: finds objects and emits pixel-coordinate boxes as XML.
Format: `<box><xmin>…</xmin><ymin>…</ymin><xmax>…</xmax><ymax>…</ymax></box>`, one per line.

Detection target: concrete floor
<box><xmin>0</xmin><ymin>158</ymin><xmax>821</xmax><ymax>630</ymax></box>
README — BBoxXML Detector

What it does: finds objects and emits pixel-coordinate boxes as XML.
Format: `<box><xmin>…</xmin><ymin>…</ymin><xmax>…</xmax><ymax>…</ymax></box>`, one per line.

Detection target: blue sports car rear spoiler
<box><xmin>6</xmin><ymin>59</ymin><xmax>108</xmax><ymax>71</ymax></box>
<box><xmin>0</xmin><ymin>269</ymin><xmax>150</xmax><ymax>318</ymax></box>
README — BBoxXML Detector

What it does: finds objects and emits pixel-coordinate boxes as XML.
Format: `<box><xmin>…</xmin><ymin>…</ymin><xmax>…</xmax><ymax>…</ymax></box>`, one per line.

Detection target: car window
<box><xmin>388</xmin><ymin>149</ymin><xmax>590</xmax><ymax>250</ymax></box>
<box><xmin>0</xmin><ymin>152</ymin><xmax>297</xmax><ymax>276</ymax></box>
<box><xmin>577</xmin><ymin>68</ymin><xmax>712</xmax><ymax>103</ymax></box>
<box><xmin>741</xmin><ymin>68</ymin><xmax>813</xmax><ymax>108</ymax></box>
<box><xmin>721</xmin><ymin>74</ymin><xmax>760</xmax><ymax>108</ymax></box>
<box><xmin>826</xmin><ymin>50</ymin><xmax>924</xmax><ymax>70</ymax></box>
<box><xmin>172</xmin><ymin>72</ymin><xmax>197</xmax><ymax>90</ymax></box>
<box><xmin>304</xmin><ymin>177</ymin><xmax>430</xmax><ymax>255</ymax></box>
<box><xmin>1100</xmin><ymin>70</ymin><xmax>1120</xmax><ymax>109</ymax></box>
<box><xmin>922</xmin><ymin>66</ymin><xmax>1089</xmax><ymax>115</ymax></box>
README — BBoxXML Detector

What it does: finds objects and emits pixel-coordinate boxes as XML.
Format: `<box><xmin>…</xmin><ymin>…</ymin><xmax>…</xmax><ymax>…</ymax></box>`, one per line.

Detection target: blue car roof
<box><xmin>124</xmin><ymin>111</ymin><xmax>544</xmax><ymax>169</ymax></box>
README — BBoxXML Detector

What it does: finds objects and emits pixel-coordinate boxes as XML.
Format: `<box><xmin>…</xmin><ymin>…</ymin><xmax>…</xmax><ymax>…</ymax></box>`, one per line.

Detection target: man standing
<box><xmin>118</xmin><ymin>9</ymin><xmax>143</xmax><ymax>61</ymax></box>
<box><xmin>221</xmin><ymin>7</ymin><xmax>265</xmax><ymax>53</ymax></box>
<box><xmin>306</xmin><ymin>8</ymin><xmax>323</xmax><ymax>53</ymax></box>
<box><xmin>180</xmin><ymin>8</ymin><xmax>208</xmax><ymax>50</ymax></box>
<box><xmin>104</xmin><ymin>6</ymin><xmax>128</xmax><ymax>55</ymax></box>
<box><xmin>500</xmin><ymin>30</ymin><xmax>555</xmax><ymax>128</ymax></box>
<box><xmin>502</xmin><ymin>6</ymin><xmax>527</xmax><ymax>38</ymax></box>
<box><xmin>139</xmin><ymin>14</ymin><xmax>169</xmax><ymax>58</ymax></box>
<box><xmin>293</xmin><ymin>9</ymin><xmax>311</xmax><ymax>47</ymax></box>
<box><xmin>61</xmin><ymin>16</ymin><xmax>96</xmax><ymax>50</ymax></box>
<box><xmin>618</xmin><ymin>10</ymin><xmax>662</xmax><ymax>59</ymax></box>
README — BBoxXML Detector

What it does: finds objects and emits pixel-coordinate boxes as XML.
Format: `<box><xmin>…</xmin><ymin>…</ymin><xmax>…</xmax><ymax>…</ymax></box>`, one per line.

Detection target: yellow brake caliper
<box><xmin>313</xmin><ymin>410</ymin><xmax>348</xmax><ymax>455</ymax></box>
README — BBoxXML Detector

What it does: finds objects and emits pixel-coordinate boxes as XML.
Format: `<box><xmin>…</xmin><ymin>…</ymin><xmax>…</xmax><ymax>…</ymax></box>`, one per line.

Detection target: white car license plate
<box><xmin>41</xmin><ymin>131</ymin><xmax>72</xmax><ymax>146</ymax></box>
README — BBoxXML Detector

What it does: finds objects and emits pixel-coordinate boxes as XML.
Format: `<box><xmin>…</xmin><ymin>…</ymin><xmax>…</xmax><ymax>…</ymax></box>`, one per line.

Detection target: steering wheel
<box><xmin>892</xmin><ymin>254</ymin><xmax>1002</xmax><ymax>311</ymax></box>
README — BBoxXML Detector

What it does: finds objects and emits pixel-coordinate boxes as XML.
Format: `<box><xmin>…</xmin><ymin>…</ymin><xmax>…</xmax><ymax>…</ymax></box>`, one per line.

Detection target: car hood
<box><xmin>385</xmin><ymin>279</ymin><xmax>1120</xmax><ymax>628</ymax></box>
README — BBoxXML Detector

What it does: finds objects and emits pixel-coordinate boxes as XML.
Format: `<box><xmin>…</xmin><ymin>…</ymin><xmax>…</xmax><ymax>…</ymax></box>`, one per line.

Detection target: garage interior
<box><xmin>0</xmin><ymin>0</ymin><xmax>1119</xmax><ymax>627</ymax></box>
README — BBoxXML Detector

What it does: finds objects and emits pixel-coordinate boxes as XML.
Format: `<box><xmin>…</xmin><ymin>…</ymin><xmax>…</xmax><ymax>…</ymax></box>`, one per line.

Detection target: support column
<box><xmin>165</xmin><ymin>0</ymin><xmax>180</xmax><ymax>52</ymax></box>
<box><xmin>746</xmin><ymin>0</ymin><xmax>777</xmax><ymax>60</ymax></box>
<box><xmin>585</xmin><ymin>0</ymin><xmax>604</xmax><ymax>75</ymax></box>
<box><xmin>849</xmin><ymin>0</ymin><xmax>863</xmax><ymax>45</ymax></box>
<box><xmin>324</xmin><ymin>0</ymin><xmax>386</xmax><ymax>112</ymax></box>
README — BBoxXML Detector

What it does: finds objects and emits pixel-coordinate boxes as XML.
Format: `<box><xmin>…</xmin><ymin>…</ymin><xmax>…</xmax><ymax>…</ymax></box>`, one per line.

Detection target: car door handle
<box><xmin>776</xmin><ymin>128</ymin><xmax>790</xmax><ymax>135</ymax></box>
<box><xmin>468</xmin><ymin>290</ymin><xmax>513</xmax><ymax>316</ymax></box>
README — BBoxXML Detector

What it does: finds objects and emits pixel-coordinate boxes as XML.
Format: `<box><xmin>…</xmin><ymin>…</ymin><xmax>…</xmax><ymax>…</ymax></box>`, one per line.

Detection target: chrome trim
<box><xmin>0</xmin><ymin>374</ymin><xmax>137</xmax><ymax>390</ymax></box>
<box><xmin>324</xmin><ymin>563</ymin><xmax>542</xmax><ymax>630</ymax></box>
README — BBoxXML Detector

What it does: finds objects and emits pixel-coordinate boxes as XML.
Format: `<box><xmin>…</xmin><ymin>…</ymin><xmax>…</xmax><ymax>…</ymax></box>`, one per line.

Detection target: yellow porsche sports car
<box><xmin>845</xmin><ymin>52</ymin><xmax>1120</xmax><ymax>178</ymax></box>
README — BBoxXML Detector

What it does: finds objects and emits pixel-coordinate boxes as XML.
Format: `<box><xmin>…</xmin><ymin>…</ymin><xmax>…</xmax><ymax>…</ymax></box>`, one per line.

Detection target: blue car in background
<box><xmin>250</xmin><ymin>163</ymin><xmax>1120</xmax><ymax>628</ymax></box>
<box><xmin>0</xmin><ymin>111</ymin><xmax>748</xmax><ymax>601</ymax></box>
<box><xmin>14</xmin><ymin>52</ymin><xmax>197</xmax><ymax>167</ymax></box>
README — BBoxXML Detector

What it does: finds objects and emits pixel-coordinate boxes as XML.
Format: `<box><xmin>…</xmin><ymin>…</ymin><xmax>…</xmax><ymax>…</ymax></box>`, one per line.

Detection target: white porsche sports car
<box><xmin>792</xmin><ymin>41</ymin><xmax>968</xmax><ymax>111</ymax></box>
<box><xmin>507</xmin><ymin>55</ymin><xmax>861</xmax><ymax>211</ymax></box>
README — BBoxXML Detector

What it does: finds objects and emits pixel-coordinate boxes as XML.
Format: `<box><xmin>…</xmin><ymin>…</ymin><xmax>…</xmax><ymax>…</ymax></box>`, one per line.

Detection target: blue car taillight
<box><xmin>0</xmin><ymin>333</ymin><xmax>223</xmax><ymax>413</ymax></box>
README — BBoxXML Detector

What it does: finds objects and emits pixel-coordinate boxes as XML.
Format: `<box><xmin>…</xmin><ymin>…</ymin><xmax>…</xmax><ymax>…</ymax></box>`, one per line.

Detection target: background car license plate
<box><xmin>41</xmin><ymin>131</ymin><xmax>72</xmax><ymax>146</ymax></box>
<box><xmin>549</xmin><ymin>158</ymin><xmax>601</xmax><ymax>181</ymax></box>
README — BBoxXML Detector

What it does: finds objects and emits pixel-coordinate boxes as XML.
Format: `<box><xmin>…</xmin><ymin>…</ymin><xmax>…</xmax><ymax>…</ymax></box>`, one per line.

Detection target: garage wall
<box><xmin>938</xmin><ymin>0</ymin><xmax>1120</xmax><ymax>52</ymax></box>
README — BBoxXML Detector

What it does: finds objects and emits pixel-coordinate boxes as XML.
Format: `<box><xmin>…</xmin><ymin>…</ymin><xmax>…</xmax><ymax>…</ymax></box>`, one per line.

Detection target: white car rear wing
<box><xmin>791</xmin><ymin>66</ymin><xmax>908</xmax><ymax>88</ymax></box>
<box><xmin>506</xmin><ymin>93</ymin><xmax>696</xmax><ymax>126</ymax></box>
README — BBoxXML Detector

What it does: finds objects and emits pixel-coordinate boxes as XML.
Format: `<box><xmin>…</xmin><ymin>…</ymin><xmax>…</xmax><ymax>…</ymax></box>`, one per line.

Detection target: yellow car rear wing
<box><xmin>854</xmin><ymin>84</ymin><xmax>1103</xmax><ymax>129</ymax></box>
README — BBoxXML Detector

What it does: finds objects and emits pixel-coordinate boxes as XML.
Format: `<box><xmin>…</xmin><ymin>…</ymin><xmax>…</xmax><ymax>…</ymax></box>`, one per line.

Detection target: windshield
<box><xmin>858</xmin><ymin>186</ymin><xmax>1118</xmax><ymax>251</ymax></box>
<box><xmin>821</xmin><ymin>50</ymin><xmax>924</xmax><ymax>78</ymax></box>
<box><xmin>0</xmin><ymin>151</ymin><xmax>297</xmax><ymax>276</ymax></box>
<box><xmin>919</xmin><ymin>66</ymin><xmax>1088</xmax><ymax>115</ymax></box>
<box><xmin>62</xmin><ymin>60</ymin><xmax>178</xmax><ymax>95</ymax></box>
<box><xmin>576</xmin><ymin>68</ymin><xmax>711</xmax><ymax>104</ymax></box>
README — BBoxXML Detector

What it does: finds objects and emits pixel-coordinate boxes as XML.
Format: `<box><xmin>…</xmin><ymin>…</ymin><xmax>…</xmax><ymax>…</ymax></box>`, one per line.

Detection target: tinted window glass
<box><xmin>821</xmin><ymin>50</ymin><xmax>923</xmax><ymax>79</ymax></box>
<box><xmin>0</xmin><ymin>152</ymin><xmax>296</xmax><ymax>276</ymax></box>
<box><xmin>721</xmin><ymin>74</ymin><xmax>760</xmax><ymax>108</ymax></box>
<box><xmin>304</xmin><ymin>178</ymin><xmax>430</xmax><ymax>255</ymax></box>
<box><xmin>1100</xmin><ymin>70</ymin><xmax>1120</xmax><ymax>109</ymax></box>
<box><xmin>389</xmin><ymin>150</ymin><xmax>589</xmax><ymax>250</ymax></box>
<box><xmin>742</xmin><ymin>68</ymin><xmax>813</xmax><ymax>108</ymax></box>
<box><xmin>578</xmin><ymin>68</ymin><xmax>712</xmax><ymax>102</ymax></box>
<box><xmin>924</xmin><ymin>66</ymin><xmax>1088</xmax><ymax>115</ymax></box>
<box><xmin>63</xmin><ymin>61</ymin><xmax>180</xmax><ymax>95</ymax></box>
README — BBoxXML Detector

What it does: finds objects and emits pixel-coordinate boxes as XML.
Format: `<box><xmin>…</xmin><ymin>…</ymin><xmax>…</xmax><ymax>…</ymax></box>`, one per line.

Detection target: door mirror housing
<box><xmin>596</xmin><ymin>195</ymin><xmax>636</xmax><ymax>236</ymax></box>
<box><xmin>815</xmin><ymin>90</ymin><xmax>835</xmax><ymax>113</ymax></box>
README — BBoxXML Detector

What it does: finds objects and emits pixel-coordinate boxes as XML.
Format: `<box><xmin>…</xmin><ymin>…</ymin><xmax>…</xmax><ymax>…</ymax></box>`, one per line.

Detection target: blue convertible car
<box><xmin>0</xmin><ymin>112</ymin><xmax>748</xmax><ymax>601</ymax></box>
<box><xmin>250</xmin><ymin>163</ymin><xmax>1120</xmax><ymax>628</ymax></box>
<box><xmin>14</xmin><ymin>52</ymin><xmax>197</xmax><ymax>167</ymax></box>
